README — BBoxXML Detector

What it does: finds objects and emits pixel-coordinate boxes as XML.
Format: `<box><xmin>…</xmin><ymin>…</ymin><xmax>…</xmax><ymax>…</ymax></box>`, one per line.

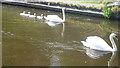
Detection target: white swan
<box><xmin>20</xmin><ymin>11</ymin><xmax>26</xmax><ymax>16</ymax></box>
<box><xmin>44</xmin><ymin>7</ymin><xmax>66</xmax><ymax>23</ymax></box>
<box><xmin>81</xmin><ymin>33</ymin><xmax>118</xmax><ymax>52</ymax></box>
<box><xmin>45</xmin><ymin>21</ymin><xmax>61</xmax><ymax>27</ymax></box>
<box><xmin>24</xmin><ymin>12</ymin><xmax>30</xmax><ymax>17</ymax></box>
<box><xmin>37</xmin><ymin>14</ymin><xmax>44</xmax><ymax>19</ymax></box>
<box><xmin>29</xmin><ymin>13</ymin><xmax>36</xmax><ymax>18</ymax></box>
<box><xmin>83</xmin><ymin>47</ymin><xmax>117</xmax><ymax>66</ymax></box>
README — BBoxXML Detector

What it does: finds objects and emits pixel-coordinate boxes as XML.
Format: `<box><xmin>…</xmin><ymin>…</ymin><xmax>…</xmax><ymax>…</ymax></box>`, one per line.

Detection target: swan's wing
<box><xmin>85</xmin><ymin>36</ymin><xmax>113</xmax><ymax>51</ymax></box>
<box><xmin>46</xmin><ymin>21</ymin><xmax>56</xmax><ymax>27</ymax></box>
<box><xmin>81</xmin><ymin>41</ymin><xmax>90</xmax><ymax>47</ymax></box>
<box><xmin>46</xmin><ymin>21</ymin><xmax>61</xmax><ymax>27</ymax></box>
<box><xmin>37</xmin><ymin>16</ymin><xmax>42</xmax><ymax>19</ymax></box>
<box><xmin>47</xmin><ymin>15</ymin><xmax>63</xmax><ymax>22</ymax></box>
<box><xmin>20</xmin><ymin>13</ymin><xmax>23</xmax><ymax>15</ymax></box>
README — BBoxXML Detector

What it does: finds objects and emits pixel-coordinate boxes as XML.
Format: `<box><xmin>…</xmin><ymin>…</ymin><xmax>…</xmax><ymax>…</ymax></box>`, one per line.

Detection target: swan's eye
<box><xmin>115</xmin><ymin>35</ymin><xmax>118</xmax><ymax>38</ymax></box>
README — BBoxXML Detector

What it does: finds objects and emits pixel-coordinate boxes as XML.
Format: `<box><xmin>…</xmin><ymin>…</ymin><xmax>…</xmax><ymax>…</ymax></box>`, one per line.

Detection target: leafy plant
<box><xmin>111</xmin><ymin>6</ymin><xmax>119</xmax><ymax>13</ymax></box>
<box><xmin>102</xmin><ymin>2</ymin><xmax>112</xmax><ymax>19</ymax></box>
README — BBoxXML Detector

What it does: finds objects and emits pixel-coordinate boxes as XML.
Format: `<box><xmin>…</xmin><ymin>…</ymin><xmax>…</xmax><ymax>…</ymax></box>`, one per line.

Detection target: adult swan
<box><xmin>44</xmin><ymin>7</ymin><xmax>66</xmax><ymax>23</ymax></box>
<box><xmin>81</xmin><ymin>33</ymin><xmax>118</xmax><ymax>52</ymax></box>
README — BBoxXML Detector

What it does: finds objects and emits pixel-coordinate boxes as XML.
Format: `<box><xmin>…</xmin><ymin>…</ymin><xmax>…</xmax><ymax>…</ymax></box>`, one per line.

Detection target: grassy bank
<box><xmin>24</xmin><ymin>0</ymin><xmax>118</xmax><ymax>4</ymax></box>
<box><xmin>30</xmin><ymin>0</ymin><xmax>120</xmax><ymax>19</ymax></box>
<box><xmin>67</xmin><ymin>0</ymin><xmax>104</xmax><ymax>4</ymax></box>
<box><xmin>3</xmin><ymin>0</ymin><xmax>120</xmax><ymax>19</ymax></box>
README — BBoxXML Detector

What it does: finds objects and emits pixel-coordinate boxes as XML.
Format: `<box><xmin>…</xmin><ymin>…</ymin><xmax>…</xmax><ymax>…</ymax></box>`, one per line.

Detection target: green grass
<box><xmin>66</xmin><ymin>0</ymin><xmax>115</xmax><ymax>4</ymax></box>
<box><xmin>80</xmin><ymin>1</ymin><xmax>102</xmax><ymax>4</ymax></box>
<box><xmin>69</xmin><ymin>0</ymin><xmax>102</xmax><ymax>4</ymax></box>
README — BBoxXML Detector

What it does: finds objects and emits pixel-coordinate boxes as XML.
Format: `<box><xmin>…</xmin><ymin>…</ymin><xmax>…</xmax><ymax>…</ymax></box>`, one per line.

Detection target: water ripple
<box><xmin>1</xmin><ymin>30</ymin><xmax>16</xmax><ymax>37</ymax></box>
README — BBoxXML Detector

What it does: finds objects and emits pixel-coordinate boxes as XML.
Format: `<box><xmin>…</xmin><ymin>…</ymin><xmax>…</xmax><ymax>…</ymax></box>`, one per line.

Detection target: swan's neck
<box><xmin>62</xmin><ymin>9</ymin><xmax>65</xmax><ymax>22</ymax></box>
<box><xmin>23</xmin><ymin>11</ymin><xmax>25</xmax><ymax>13</ymax></box>
<box><xmin>34</xmin><ymin>13</ymin><xmax>36</xmax><ymax>16</ymax></box>
<box><xmin>109</xmin><ymin>35</ymin><xmax>117</xmax><ymax>51</ymax></box>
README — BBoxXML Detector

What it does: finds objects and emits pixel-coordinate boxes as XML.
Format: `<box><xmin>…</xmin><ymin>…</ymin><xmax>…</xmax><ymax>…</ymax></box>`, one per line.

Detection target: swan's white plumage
<box><xmin>37</xmin><ymin>16</ymin><xmax>43</xmax><ymax>19</ymax></box>
<box><xmin>45</xmin><ymin>15</ymin><xmax>63</xmax><ymax>22</ymax></box>
<box><xmin>20</xmin><ymin>11</ymin><xmax>25</xmax><ymax>16</ymax></box>
<box><xmin>46</xmin><ymin>21</ymin><xmax>61</xmax><ymax>27</ymax></box>
<box><xmin>24</xmin><ymin>12</ymin><xmax>30</xmax><ymax>17</ymax></box>
<box><xmin>81</xmin><ymin>36</ymin><xmax>114</xmax><ymax>51</ymax></box>
<box><xmin>29</xmin><ymin>13</ymin><xmax>36</xmax><ymax>18</ymax></box>
<box><xmin>44</xmin><ymin>8</ymin><xmax>65</xmax><ymax>23</ymax></box>
<box><xmin>37</xmin><ymin>14</ymin><xmax>44</xmax><ymax>19</ymax></box>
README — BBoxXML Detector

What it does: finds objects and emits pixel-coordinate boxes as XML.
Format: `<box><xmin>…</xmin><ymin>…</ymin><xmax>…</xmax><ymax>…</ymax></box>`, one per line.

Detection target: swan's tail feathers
<box><xmin>81</xmin><ymin>41</ymin><xmax>89</xmax><ymax>47</ymax></box>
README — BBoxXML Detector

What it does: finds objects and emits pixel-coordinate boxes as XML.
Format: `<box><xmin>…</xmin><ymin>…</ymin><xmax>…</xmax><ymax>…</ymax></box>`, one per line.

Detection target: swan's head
<box><xmin>34</xmin><ymin>13</ymin><xmax>36</xmax><ymax>16</ymax></box>
<box><xmin>23</xmin><ymin>11</ymin><xmax>25</xmax><ymax>13</ymax></box>
<box><xmin>110</xmin><ymin>33</ymin><xmax>117</xmax><ymax>39</ymax></box>
<box><xmin>41</xmin><ymin>14</ymin><xmax>43</xmax><ymax>17</ymax></box>
<box><xmin>28</xmin><ymin>12</ymin><xmax>30</xmax><ymax>14</ymax></box>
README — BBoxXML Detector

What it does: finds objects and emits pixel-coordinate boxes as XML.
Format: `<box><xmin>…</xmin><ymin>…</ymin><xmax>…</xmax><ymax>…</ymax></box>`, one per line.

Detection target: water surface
<box><xmin>2</xmin><ymin>4</ymin><xmax>119</xmax><ymax>66</ymax></box>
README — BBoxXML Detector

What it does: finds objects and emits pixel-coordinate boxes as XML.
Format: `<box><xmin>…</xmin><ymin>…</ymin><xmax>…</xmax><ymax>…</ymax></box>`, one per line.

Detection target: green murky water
<box><xmin>2</xmin><ymin>4</ymin><xmax>119</xmax><ymax>66</ymax></box>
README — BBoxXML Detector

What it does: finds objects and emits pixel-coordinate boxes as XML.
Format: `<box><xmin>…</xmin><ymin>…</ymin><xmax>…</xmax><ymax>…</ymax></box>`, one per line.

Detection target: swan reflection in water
<box><xmin>44</xmin><ymin>22</ymin><xmax>65</xmax><ymax>66</ymax></box>
<box><xmin>83</xmin><ymin>47</ymin><xmax>118</xmax><ymax>67</ymax></box>
<box><xmin>45</xmin><ymin>21</ymin><xmax>65</xmax><ymax>37</ymax></box>
<box><xmin>45</xmin><ymin>21</ymin><xmax>62</xmax><ymax>27</ymax></box>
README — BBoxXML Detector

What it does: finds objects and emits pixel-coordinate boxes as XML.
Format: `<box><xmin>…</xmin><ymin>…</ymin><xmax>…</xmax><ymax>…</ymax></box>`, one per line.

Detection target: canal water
<box><xmin>2</xmin><ymin>4</ymin><xmax>119</xmax><ymax>66</ymax></box>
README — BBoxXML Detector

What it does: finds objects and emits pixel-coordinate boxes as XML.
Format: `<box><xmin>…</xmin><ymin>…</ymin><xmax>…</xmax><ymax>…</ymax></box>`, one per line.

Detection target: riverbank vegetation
<box><xmin>102</xmin><ymin>2</ymin><xmax>112</xmax><ymax>19</ymax></box>
<box><xmin>4</xmin><ymin>0</ymin><xmax>120</xmax><ymax>19</ymax></box>
<box><xmin>29</xmin><ymin>0</ymin><xmax>120</xmax><ymax>19</ymax></box>
<box><xmin>67</xmin><ymin>0</ymin><xmax>104</xmax><ymax>4</ymax></box>
<box><xmin>102</xmin><ymin>2</ymin><xmax>120</xmax><ymax>19</ymax></box>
